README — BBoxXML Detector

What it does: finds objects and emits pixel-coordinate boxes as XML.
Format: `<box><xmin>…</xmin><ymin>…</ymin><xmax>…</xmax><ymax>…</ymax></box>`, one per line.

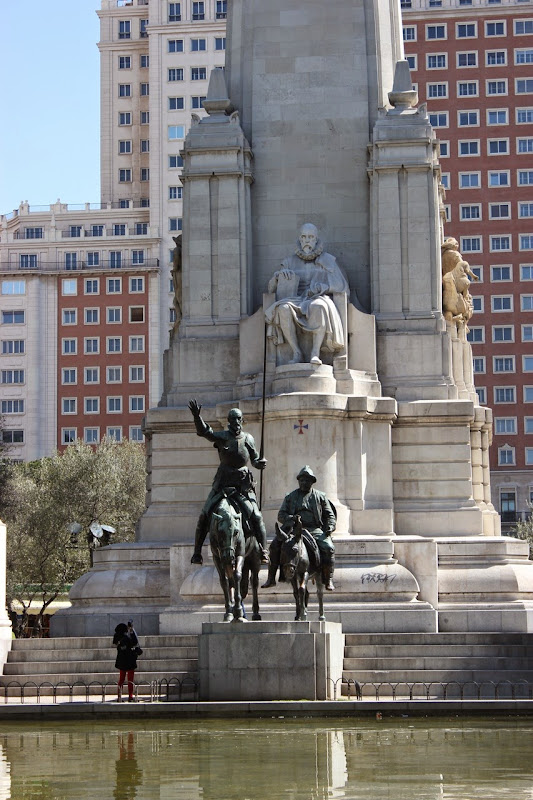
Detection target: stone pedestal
<box><xmin>198</xmin><ymin>621</ymin><xmax>344</xmax><ymax>701</ymax></box>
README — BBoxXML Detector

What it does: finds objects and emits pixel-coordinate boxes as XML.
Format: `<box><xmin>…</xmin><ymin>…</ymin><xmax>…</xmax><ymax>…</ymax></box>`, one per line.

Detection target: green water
<box><xmin>1</xmin><ymin>717</ymin><xmax>532</xmax><ymax>799</ymax></box>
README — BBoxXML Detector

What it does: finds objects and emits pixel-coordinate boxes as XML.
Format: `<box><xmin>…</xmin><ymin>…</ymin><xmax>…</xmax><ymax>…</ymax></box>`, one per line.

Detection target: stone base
<box><xmin>198</xmin><ymin>621</ymin><xmax>344</xmax><ymax>700</ymax></box>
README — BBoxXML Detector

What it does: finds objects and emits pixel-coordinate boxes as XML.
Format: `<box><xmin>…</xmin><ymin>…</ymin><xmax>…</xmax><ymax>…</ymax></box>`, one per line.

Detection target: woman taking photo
<box><xmin>113</xmin><ymin>621</ymin><xmax>140</xmax><ymax>702</ymax></box>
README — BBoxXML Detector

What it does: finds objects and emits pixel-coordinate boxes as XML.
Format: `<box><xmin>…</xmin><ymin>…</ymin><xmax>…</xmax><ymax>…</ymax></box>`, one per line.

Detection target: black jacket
<box><xmin>113</xmin><ymin>631</ymin><xmax>138</xmax><ymax>671</ymax></box>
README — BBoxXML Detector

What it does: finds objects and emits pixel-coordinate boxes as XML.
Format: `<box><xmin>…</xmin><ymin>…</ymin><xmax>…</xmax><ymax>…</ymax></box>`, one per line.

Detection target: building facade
<box><xmin>403</xmin><ymin>0</ymin><xmax>533</xmax><ymax>526</ymax></box>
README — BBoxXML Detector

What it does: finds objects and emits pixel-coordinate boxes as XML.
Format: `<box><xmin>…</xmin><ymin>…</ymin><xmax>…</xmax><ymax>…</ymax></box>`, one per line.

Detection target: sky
<box><xmin>0</xmin><ymin>1</ymin><xmax>101</xmax><ymax>214</ymax></box>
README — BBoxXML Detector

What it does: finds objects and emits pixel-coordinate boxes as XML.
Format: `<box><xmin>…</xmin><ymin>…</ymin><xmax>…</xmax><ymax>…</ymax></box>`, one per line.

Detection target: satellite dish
<box><xmin>101</xmin><ymin>524</ymin><xmax>116</xmax><ymax>534</ymax></box>
<box><xmin>69</xmin><ymin>522</ymin><xmax>82</xmax><ymax>535</ymax></box>
<box><xmin>90</xmin><ymin>521</ymin><xmax>103</xmax><ymax>539</ymax></box>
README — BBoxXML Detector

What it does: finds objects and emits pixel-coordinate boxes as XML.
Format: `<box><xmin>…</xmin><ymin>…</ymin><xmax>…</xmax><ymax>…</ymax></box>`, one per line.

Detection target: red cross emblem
<box><xmin>294</xmin><ymin>419</ymin><xmax>308</xmax><ymax>434</ymax></box>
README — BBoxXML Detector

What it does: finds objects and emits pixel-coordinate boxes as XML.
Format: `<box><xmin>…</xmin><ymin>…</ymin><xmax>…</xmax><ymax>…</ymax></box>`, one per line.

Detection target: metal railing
<box><xmin>0</xmin><ymin>676</ymin><xmax>199</xmax><ymax>705</ymax></box>
<box><xmin>335</xmin><ymin>678</ymin><xmax>533</xmax><ymax>701</ymax></box>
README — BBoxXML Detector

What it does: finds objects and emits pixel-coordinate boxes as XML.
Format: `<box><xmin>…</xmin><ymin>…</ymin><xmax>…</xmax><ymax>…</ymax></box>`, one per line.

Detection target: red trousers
<box><xmin>118</xmin><ymin>669</ymin><xmax>135</xmax><ymax>698</ymax></box>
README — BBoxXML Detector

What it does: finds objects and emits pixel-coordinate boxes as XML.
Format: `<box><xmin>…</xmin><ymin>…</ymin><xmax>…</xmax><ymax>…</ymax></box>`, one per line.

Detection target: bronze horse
<box><xmin>276</xmin><ymin>515</ymin><xmax>325</xmax><ymax>621</ymax></box>
<box><xmin>209</xmin><ymin>492</ymin><xmax>262</xmax><ymax>622</ymax></box>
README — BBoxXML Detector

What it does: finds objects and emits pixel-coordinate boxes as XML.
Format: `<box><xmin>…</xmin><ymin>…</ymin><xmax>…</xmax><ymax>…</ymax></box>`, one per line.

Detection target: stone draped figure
<box><xmin>265</xmin><ymin>223</ymin><xmax>349</xmax><ymax>365</ymax></box>
<box><xmin>171</xmin><ymin>235</ymin><xmax>183</xmax><ymax>330</ymax></box>
<box><xmin>441</xmin><ymin>237</ymin><xmax>479</xmax><ymax>330</ymax></box>
<box><xmin>188</xmin><ymin>400</ymin><xmax>269</xmax><ymax>565</ymax></box>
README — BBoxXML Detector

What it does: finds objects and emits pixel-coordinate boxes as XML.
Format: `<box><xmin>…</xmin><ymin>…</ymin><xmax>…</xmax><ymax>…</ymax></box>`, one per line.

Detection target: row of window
<box><xmin>64</xmin><ymin>223</ymin><xmax>149</xmax><ymax>236</ymax></box>
<box><xmin>62</xmin><ymin>305</ymin><xmax>144</xmax><ymax>326</ymax></box>
<box><xmin>119</xmin><ymin>168</ymin><xmax>150</xmax><ymax>183</ymax></box>
<box><xmin>167</xmin><ymin>67</ymin><xmax>207</xmax><ymax>81</ymax></box>
<box><xmin>476</xmin><ymin>385</ymin><xmax>533</xmax><ymax>404</ymax></box>
<box><xmin>439</xmin><ymin>136</ymin><xmax>533</xmax><ymax>156</ymax></box>
<box><xmin>454</xmin><ymin>234</ymin><xmax>533</xmax><ymax>253</ymax></box>
<box><xmin>166</xmin><ymin>1</ymin><xmax>227</xmax><ymax>22</ymax></box>
<box><xmin>61</xmin><ymin>277</ymin><xmax>145</xmax><ymax>296</ymax></box>
<box><xmin>421</xmin><ymin>78</ymin><xmax>533</xmax><ymax>99</ymax></box>
<box><xmin>165</xmin><ymin>36</ymin><xmax>225</xmax><ymax>53</ymax></box>
<box><xmin>435</xmin><ymin>108</ymin><xmax>533</xmax><ymax>128</ymax></box>
<box><xmin>119</xmin><ymin>139</ymin><xmax>149</xmax><ymax>154</ymax></box>
<box><xmin>61</xmin><ymin>396</ymin><xmax>146</xmax><ymax>415</ymax></box>
<box><xmin>168</xmin><ymin>96</ymin><xmax>206</xmax><ymax>110</ymax></box>
<box><xmin>118</xmin><ymin>19</ymin><xmax>148</xmax><ymax>39</ymax></box>
<box><xmin>119</xmin><ymin>111</ymin><xmax>149</xmax><ymax>125</ymax></box>
<box><xmin>117</xmin><ymin>83</ymin><xmax>149</xmax><ymax>98</ymax></box>
<box><xmin>403</xmin><ymin>19</ymin><xmax>533</xmax><ymax>42</ymax></box>
<box><xmin>469</xmin><ymin>324</ymin><xmax>533</xmax><ymax>344</ymax></box>
<box><xmin>61</xmin><ymin>335</ymin><xmax>145</xmax><ymax>355</ymax></box>
<box><xmin>410</xmin><ymin>48</ymin><xmax>533</xmax><ymax>70</ymax></box>
<box><xmin>62</xmin><ymin>427</ymin><xmax>144</xmax><ymax>445</ymax></box>
<box><xmin>1</xmin><ymin>400</ymin><xmax>24</xmax><ymax>414</ymax></box>
<box><xmin>470</xmin><ymin>265</ymin><xmax>533</xmax><ymax>282</ymax></box>
<box><xmin>118</xmin><ymin>54</ymin><xmax>149</xmax><ymax>70</ymax></box>
<box><xmin>439</xmin><ymin>169</ymin><xmax>533</xmax><ymax>191</ymax></box>
<box><xmin>496</xmin><ymin>445</ymin><xmax>533</xmax><ymax>467</ymax></box>
<box><xmin>474</xmin><ymin>355</ymin><xmax>533</xmax><ymax>372</ymax></box>
<box><xmin>61</xmin><ymin>366</ymin><xmax>145</xmax><ymax>385</ymax></box>
<box><xmin>451</xmin><ymin>202</ymin><xmax>533</xmax><ymax>222</ymax></box>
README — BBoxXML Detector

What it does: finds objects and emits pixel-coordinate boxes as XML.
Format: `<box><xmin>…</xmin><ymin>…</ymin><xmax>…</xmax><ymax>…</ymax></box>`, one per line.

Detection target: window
<box><xmin>85</xmin><ymin>308</ymin><xmax>99</xmax><ymax>324</ymax></box>
<box><xmin>471</xmin><ymin>266</ymin><xmax>483</xmax><ymax>281</ymax></box>
<box><xmin>472</xmin><ymin>296</ymin><xmax>483</xmax><ymax>313</ymax></box>
<box><xmin>129</xmin><ymin>336</ymin><xmax>145</xmax><ymax>352</ymax></box>
<box><xmin>62</xmin><ymin>429</ymin><xmax>77</xmax><ymax>445</ymax></box>
<box><xmin>490</xmin><ymin>204</ymin><xmax>510</xmax><ymax>219</ymax></box>
<box><xmin>130</xmin><ymin>251</ymin><xmax>144</xmax><ymax>267</ymax></box>
<box><xmin>62</xmin><ymin>338</ymin><xmax>77</xmax><ymax>355</ymax></box>
<box><xmin>459</xmin><ymin>140</ymin><xmax>479</xmax><ymax>156</ymax></box>
<box><xmin>108</xmin><ymin>427</ymin><xmax>123</xmax><ymax>442</ymax></box>
<box><xmin>168</xmin><ymin>125</ymin><xmax>185</xmax><ymax>140</ymax></box>
<box><xmin>498</xmin><ymin>445</ymin><xmax>515</xmax><ymax>465</ymax></box>
<box><xmin>84</xmin><ymin>428</ymin><xmax>99</xmax><ymax>444</ymax></box>
<box><xmin>2</xmin><ymin>430</ymin><xmax>24</xmax><ymax>445</ymax></box>
<box><xmin>459</xmin><ymin>172</ymin><xmax>480</xmax><ymax>188</ymax></box>
<box><xmin>130</xmin><ymin>306</ymin><xmax>144</xmax><ymax>323</ymax></box>
<box><xmin>429</xmin><ymin>112</ymin><xmax>448</xmax><ymax>127</ymax></box>
<box><xmin>476</xmin><ymin>387</ymin><xmax>486</xmax><ymax>404</ymax></box>
<box><xmin>62</xmin><ymin>398</ymin><xmax>76</xmax><ymax>415</ymax></box>
<box><xmin>439</xmin><ymin>142</ymin><xmax>449</xmax><ymax>158</ymax></box>
<box><xmin>140</xmin><ymin>168</ymin><xmax>150</xmax><ymax>182</ymax></box>
<box><xmin>64</xmin><ymin>253</ymin><xmax>77</xmax><ymax>271</ymax></box>
<box><xmin>134</xmin><ymin>222</ymin><xmax>148</xmax><ymax>236</ymax></box>
<box><xmin>521</xmin><ymin>265</ymin><xmax>533</xmax><ymax>279</ymax></box>
<box><xmin>84</xmin><ymin>337</ymin><xmax>99</xmax><ymax>354</ymax></box>
<box><xmin>191</xmin><ymin>38</ymin><xmax>206</xmax><ymax>51</ymax></box>
<box><xmin>107</xmin><ymin>337</ymin><xmax>122</xmax><ymax>354</ymax></box>
<box><xmin>110</xmin><ymin>252</ymin><xmax>122</xmax><ymax>269</ymax></box>
<box><xmin>486</xmin><ymin>50</ymin><xmax>506</xmax><ymax>65</ymax></box>
<box><xmin>495</xmin><ymin>418</ymin><xmax>516</xmax><ymax>434</ymax></box>
<box><xmin>23</xmin><ymin>227</ymin><xmax>43</xmax><ymax>240</ymax></box>
<box><xmin>2</xmin><ymin>280</ymin><xmax>25</xmax><ymax>296</ymax></box>
<box><xmin>526</xmin><ymin>386</ymin><xmax>533</xmax><ymax>402</ymax></box>
<box><xmin>458</xmin><ymin>111</ymin><xmax>479</xmax><ymax>126</ymax></box>
<box><xmin>69</xmin><ymin>226</ymin><xmax>81</xmax><ymax>238</ymax></box>
<box><xmin>522</xmin><ymin>295</ymin><xmax>533</xmax><ymax>310</ymax></box>
<box><xmin>130</xmin><ymin>277</ymin><xmax>144</xmax><ymax>293</ymax></box>
<box><xmin>403</xmin><ymin>26</ymin><xmax>416</xmax><ymax>41</ymax></box>
<box><xmin>62</xmin><ymin>309</ymin><xmax>76</xmax><ymax>326</ymax></box>
<box><xmin>517</xmin><ymin>107</ymin><xmax>533</xmax><ymax>124</ymax></box>
<box><xmin>119</xmin><ymin>169</ymin><xmax>131</xmax><ymax>184</ymax></box>
<box><xmin>191</xmin><ymin>67</ymin><xmax>207</xmax><ymax>81</ymax></box>
<box><xmin>473</xmin><ymin>356</ymin><xmax>486</xmax><ymax>373</ymax></box>
<box><xmin>487</xmin><ymin>20</ymin><xmax>506</xmax><ymax>35</ymax></box>
<box><xmin>488</xmin><ymin>139</ymin><xmax>509</xmax><ymax>155</ymax></box>
<box><xmin>140</xmin><ymin>54</ymin><xmax>149</xmax><ymax>68</ymax></box>
<box><xmin>107</xmin><ymin>397</ymin><xmax>122</xmax><ymax>413</ymax></box>
<box><xmin>140</xmin><ymin>19</ymin><xmax>148</xmax><ymax>37</ymax></box>
<box><xmin>426</xmin><ymin>82</ymin><xmax>447</xmax><ymax>98</ymax></box>
<box><xmin>491</xmin><ymin>236</ymin><xmax>511</xmax><ymax>252</ymax></box>
<box><xmin>467</xmin><ymin>327</ymin><xmax>484</xmax><ymax>343</ymax></box>
<box><xmin>19</xmin><ymin>255</ymin><xmax>37</xmax><ymax>269</ymax></box>
<box><xmin>191</xmin><ymin>95</ymin><xmax>207</xmax><ymax>109</ymax></box>
<box><xmin>85</xmin><ymin>278</ymin><xmax>99</xmax><ymax>294</ymax></box>
<box><xmin>458</xmin><ymin>81</ymin><xmax>478</xmax><ymax>97</ymax></box>
<box><xmin>493</xmin><ymin>326</ymin><xmax>514</xmax><ymax>342</ymax></box>
<box><xmin>491</xmin><ymin>265</ymin><xmax>512</xmax><ymax>281</ymax></box>
<box><xmin>118</xmin><ymin>84</ymin><xmax>131</xmax><ymax>98</ymax></box>
<box><xmin>130</xmin><ymin>365</ymin><xmax>145</xmax><ymax>382</ymax></box>
<box><xmin>62</xmin><ymin>368</ymin><xmax>77</xmax><ymax>385</ymax></box>
<box><xmin>2</xmin><ymin>339</ymin><xmax>25</xmax><ymax>354</ymax></box>
<box><xmin>168</xmin><ymin>3</ymin><xmax>181</xmax><ymax>21</ymax></box>
<box><xmin>517</xmin><ymin>79</ymin><xmax>533</xmax><ymax>94</ymax></box>
<box><xmin>487</xmin><ymin>80</ymin><xmax>507</xmax><ymax>95</ymax></box>
<box><xmin>1</xmin><ymin>370</ymin><xmax>24</xmax><ymax>384</ymax></box>
<box><xmin>1</xmin><ymin>400</ymin><xmax>24</xmax><ymax>414</ymax></box>
<box><xmin>168</xmin><ymin>68</ymin><xmax>184</xmax><ymax>82</ymax></box>
<box><xmin>524</xmin><ymin>356</ymin><xmax>533</xmax><ymax>372</ymax></box>
<box><xmin>215</xmin><ymin>37</ymin><xmax>226</xmax><ymax>51</ymax></box>
<box><xmin>140</xmin><ymin>139</ymin><xmax>149</xmax><ymax>153</ymax></box>
<box><xmin>457</xmin><ymin>52</ymin><xmax>477</xmax><ymax>67</ymax></box>
<box><xmin>2</xmin><ymin>310</ymin><xmax>25</xmax><ymax>324</ymax></box>
<box><xmin>216</xmin><ymin>0</ymin><xmax>227</xmax><ymax>18</ymax></box>
<box><xmin>169</xmin><ymin>155</ymin><xmax>184</xmax><ymax>168</ymax></box>
<box><xmin>515</xmin><ymin>19</ymin><xmax>533</xmax><ymax>34</ymax></box>
<box><xmin>107</xmin><ymin>366</ymin><xmax>122</xmax><ymax>384</ymax></box>
<box><xmin>519</xmin><ymin>171</ymin><xmax>533</xmax><ymax>186</ymax></box>
<box><xmin>107</xmin><ymin>278</ymin><xmax>122</xmax><ymax>293</ymax></box>
<box><xmin>456</xmin><ymin>22</ymin><xmax>476</xmax><ymax>37</ymax></box>
<box><xmin>87</xmin><ymin>252</ymin><xmax>100</xmax><ymax>267</ymax></box>
<box><xmin>119</xmin><ymin>20</ymin><xmax>131</xmax><ymax>39</ymax></box>
<box><xmin>526</xmin><ymin>417</ymin><xmax>533</xmax><ymax>433</ymax></box>
<box><xmin>169</xmin><ymin>186</ymin><xmax>183</xmax><ymax>200</ymax></box>
<box><xmin>168</xmin><ymin>39</ymin><xmax>183</xmax><ymax>52</ymax></box>
<box><xmin>495</xmin><ymin>387</ymin><xmax>516</xmax><ymax>403</ymax></box>
<box><xmin>494</xmin><ymin>356</ymin><xmax>515</xmax><ymax>371</ymax></box>
<box><xmin>130</xmin><ymin>396</ymin><xmax>145</xmax><ymax>412</ymax></box>
<box><xmin>91</xmin><ymin>225</ymin><xmax>104</xmax><ymax>238</ymax></box>
<box><xmin>169</xmin><ymin>96</ymin><xmax>184</xmax><ymax>110</ymax></box>
<box><xmin>487</xmin><ymin>109</ymin><xmax>508</xmax><ymax>125</ymax></box>
<box><xmin>518</xmin><ymin>139</ymin><xmax>533</xmax><ymax>156</ymax></box>
<box><xmin>489</xmin><ymin>171</ymin><xmax>509</xmax><ymax>187</ymax></box>
<box><xmin>85</xmin><ymin>398</ymin><xmax>99</xmax><ymax>414</ymax></box>
<box><xmin>516</xmin><ymin>48</ymin><xmax>533</xmax><ymax>65</ymax></box>
<box><xmin>119</xmin><ymin>112</ymin><xmax>132</xmax><ymax>126</ymax></box>
<box><xmin>521</xmin><ymin>235</ymin><xmax>533</xmax><ymax>250</ymax></box>
<box><xmin>140</xmin><ymin>111</ymin><xmax>149</xmax><ymax>124</ymax></box>
<box><xmin>427</xmin><ymin>54</ymin><xmax>447</xmax><ymax>70</ymax></box>
<box><xmin>140</xmin><ymin>198</ymin><xmax>150</xmax><ymax>208</ymax></box>
<box><xmin>192</xmin><ymin>1</ymin><xmax>205</xmax><ymax>20</ymax></box>
<box><xmin>84</xmin><ymin>367</ymin><xmax>99</xmax><ymax>384</ymax></box>
<box><xmin>461</xmin><ymin>237</ymin><xmax>482</xmax><ymax>252</ymax></box>
<box><xmin>460</xmin><ymin>205</ymin><xmax>481</xmax><ymax>220</ymax></box>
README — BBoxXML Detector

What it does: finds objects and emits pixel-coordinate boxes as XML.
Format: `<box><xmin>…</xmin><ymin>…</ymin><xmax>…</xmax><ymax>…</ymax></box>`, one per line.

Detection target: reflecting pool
<box><xmin>1</xmin><ymin>716</ymin><xmax>533</xmax><ymax>799</ymax></box>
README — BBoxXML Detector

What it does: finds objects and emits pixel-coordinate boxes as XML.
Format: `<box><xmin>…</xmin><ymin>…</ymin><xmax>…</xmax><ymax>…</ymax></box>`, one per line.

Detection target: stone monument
<box><xmin>53</xmin><ymin>0</ymin><xmax>533</xmax><ymax>637</ymax></box>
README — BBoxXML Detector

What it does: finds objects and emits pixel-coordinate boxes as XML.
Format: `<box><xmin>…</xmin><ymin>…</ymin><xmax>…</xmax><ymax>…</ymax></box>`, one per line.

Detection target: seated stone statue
<box><xmin>265</xmin><ymin>223</ymin><xmax>349</xmax><ymax>365</ymax></box>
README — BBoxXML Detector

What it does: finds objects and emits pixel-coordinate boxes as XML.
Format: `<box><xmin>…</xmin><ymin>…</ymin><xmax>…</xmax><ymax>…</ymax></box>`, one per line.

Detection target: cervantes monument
<box><xmin>54</xmin><ymin>0</ymin><xmax>533</xmax><ymax>636</ymax></box>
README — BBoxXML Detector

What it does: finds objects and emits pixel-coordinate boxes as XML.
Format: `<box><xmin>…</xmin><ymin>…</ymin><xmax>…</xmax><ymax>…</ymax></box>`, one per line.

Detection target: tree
<box><xmin>513</xmin><ymin>516</ymin><xmax>533</xmax><ymax>560</ymax></box>
<box><xmin>4</xmin><ymin>438</ymin><xmax>146</xmax><ymax>636</ymax></box>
